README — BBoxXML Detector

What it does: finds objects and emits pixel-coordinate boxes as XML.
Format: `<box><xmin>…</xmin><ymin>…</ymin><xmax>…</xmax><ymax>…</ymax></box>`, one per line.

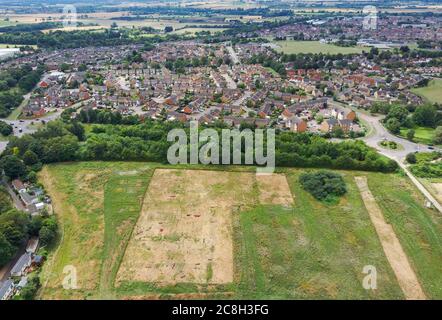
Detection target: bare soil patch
<box><xmin>355</xmin><ymin>176</ymin><xmax>426</xmax><ymax>300</ymax></box>
<box><xmin>256</xmin><ymin>174</ymin><xmax>294</xmax><ymax>206</ymax></box>
<box><xmin>117</xmin><ymin>169</ymin><xmax>257</xmax><ymax>285</ymax></box>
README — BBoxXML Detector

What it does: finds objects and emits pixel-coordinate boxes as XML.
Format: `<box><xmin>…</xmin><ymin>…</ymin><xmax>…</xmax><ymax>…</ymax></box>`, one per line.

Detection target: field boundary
<box><xmin>355</xmin><ymin>176</ymin><xmax>426</xmax><ymax>300</ymax></box>
<box><xmin>37</xmin><ymin>166</ymin><xmax>66</xmax><ymax>299</ymax></box>
<box><xmin>99</xmin><ymin>169</ymin><xmax>154</xmax><ymax>297</ymax></box>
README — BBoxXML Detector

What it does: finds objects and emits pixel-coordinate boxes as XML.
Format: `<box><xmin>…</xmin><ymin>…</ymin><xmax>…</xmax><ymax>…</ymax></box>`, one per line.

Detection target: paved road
<box><xmin>0</xmin><ymin>110</ymin><xmax>63</xmax><ymax>153</ymax></box>
<box><xmin>330</xmin><ymin>100</ymin><xmax>442</xmax><ymax>213</ymax></box>
<box><xmin>8</xmin><ymin>110</ymin><xmax>62</xmax><ymax>136</ymax></box>
<box><xmin>329</xmin><ymin>100</ymin><xmax>436</xmax><ymax>161</ymax></box>
<box><xmin>0</xmin><ymin>181</ymin><xmax>27</xmax><ymax>283</ymax></box>
<box><xmin>233</xmin><ymin>91</ymin><xmax>252</xmax><ymax>107</ymax></box>
<box><xmin>227</xmin><ymin>46</ymin><xmax>240</xmax><ymax>65</ymax></box>
<box><xmin>0</xmin><ymin>71</ymin><xmax>65</xmax><ymax>153</ymax></box>
<box><xmin>192</xmin><ymin>105</ymin><xmax>219</xmax><ymax>121</ymax></box>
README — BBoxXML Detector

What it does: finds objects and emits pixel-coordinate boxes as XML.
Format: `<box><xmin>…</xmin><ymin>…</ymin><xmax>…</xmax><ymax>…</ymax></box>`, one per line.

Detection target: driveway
<box><xmin>233</xmin><ymin>91</ymin><xmax>252</xmax><ymax>107</ymax></box>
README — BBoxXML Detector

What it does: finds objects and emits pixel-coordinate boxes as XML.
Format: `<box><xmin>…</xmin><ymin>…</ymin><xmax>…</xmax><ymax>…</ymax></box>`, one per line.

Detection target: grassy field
<box><xmin>99</xmin><ymin>172</ymin><xmax>153</xmax><ymax>298</ymax></box>
<box><xmin>411</xmin><ymin>78</ymin><xmax>442</xmax><ymax>104</ymax></box>
<box><xmin>368</xmin><ymin>173</ymin><xmax>442</xmax><ymax>298</ymax></box>
<box><xmin>37</xmin><ymin>162</ymin><xmax>442</xmax><ymax>299</ymax></box>
<box><xmin>272</xmin><ymin>40</ymin><xmax>365</xmax><ymax>55</ymax></box>
<box><xmin>172</xmin><ymin>27</ymin><xmax>227</xmax><ymax>35</ymax></box>
<box><xmin>400</xmin><ymin>126</ymin><xmax>435</xmax><ymax>145</ymax></box>
<box><xmin>236</xmin><ymin>170</ymin><xmax>403</xmax><ymax>299</ymax></box>
<box><xmin>38</xmin><ymin>162</ymin><xmax>153</xmax><ymax>299</ymax></box>
<box><xmin>0</xmin><ymin>20</ymin><xmax>18</xmax><ymax>27</ymax></box>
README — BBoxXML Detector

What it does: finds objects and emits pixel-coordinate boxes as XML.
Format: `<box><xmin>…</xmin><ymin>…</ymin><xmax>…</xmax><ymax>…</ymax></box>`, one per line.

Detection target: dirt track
<box><xmin>355</xmin><ymin>176</ymin><xmax>426</xmax><ymax>300</ymax></box>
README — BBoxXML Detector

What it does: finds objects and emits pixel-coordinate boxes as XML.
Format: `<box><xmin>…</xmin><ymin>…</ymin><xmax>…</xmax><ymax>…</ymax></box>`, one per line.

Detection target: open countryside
<box><xmin>272</xmin><ymin>40</ymin><xmax>365</xmax><ymax>55</ymax></box>
<box><xmin>34</xmin><ymin>162</ymin><xmax>442</xmax><ymax>300</ymax></box>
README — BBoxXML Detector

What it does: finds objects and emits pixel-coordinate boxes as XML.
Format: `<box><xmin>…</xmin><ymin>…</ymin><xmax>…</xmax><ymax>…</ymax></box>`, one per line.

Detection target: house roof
<box><xmin>326</xmin><ymin>119</ymin><xmax>339</xmax><ymax>125</ymax></box>
<box><xmin>0</xmin><ymin>279</ymin><xmax>14</xmax><ymax>299</ymax></box>
<box><xmin>339</xmin><ymin>119</ymin><xmax>353</xmax><ymax>126</ymax></box>
<box><xmin>11</xmin><ymin>253</ymin><xmax>31</xmax><ymax>275</ymax></box>
<box><xmin>12</xmin><ymin>179</ymin><xmax>25</xmax><ymax>190</ymax></box>
<box><xmin>20</xmin><ymin>192</ymin><xmax>37</xmax><ymax>206</ymax></box>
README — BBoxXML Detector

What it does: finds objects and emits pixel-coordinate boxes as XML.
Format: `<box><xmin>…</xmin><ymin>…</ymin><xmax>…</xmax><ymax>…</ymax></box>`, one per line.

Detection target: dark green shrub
<box><xmin>406</xmin><ymin>152</ymin><xmax>417</xmax><ymax>164</ymax></box>
<box><xmin>299</xmin><ymin>170</ymin><xmax>347</xmax><ymax>202</ymax></box>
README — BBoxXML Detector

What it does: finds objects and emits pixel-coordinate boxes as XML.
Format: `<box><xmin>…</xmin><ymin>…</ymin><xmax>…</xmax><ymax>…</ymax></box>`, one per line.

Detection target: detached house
<box><xmin>12</xmin><ymin>179</ymin><xmax>26</xmax><ymax>193</ymax></box>
<box><xmin>286</xmin><ymin>116</ymin><xmax>307</xmax><ymax>133</ymax></box>
<box><xmin>321</xmin><ymin>118</ymin><xmax>339</xmax><ymax>132</ymax></box>
<box><xmin>321</xmin><ymin>119</ymin><xmax>354</xmax><ymax>133</ymax></box>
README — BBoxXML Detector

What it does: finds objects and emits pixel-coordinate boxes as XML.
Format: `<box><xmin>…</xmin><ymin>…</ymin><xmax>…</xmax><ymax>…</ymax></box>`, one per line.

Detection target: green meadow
<box><xmin>37</xmin><ymin>163</ymin><xmax>442</xmax><ymax>299</ymax></box>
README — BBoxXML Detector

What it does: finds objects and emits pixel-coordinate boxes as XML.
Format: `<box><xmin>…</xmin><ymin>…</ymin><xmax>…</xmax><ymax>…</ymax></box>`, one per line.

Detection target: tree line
<box><xmin>0</xmin><ymin>187</ymin><xmax>57</xmax><ymax>268</ymax></box>
<box><xmin>1</xmin><ymin>117</ymin><xmax>398</xmax><ymax>185</ymax></box>
<box><xmin>372</xmin><ymin>102</ymin><xmax>442</xmax><ymax>144</ymax></box>
<box><xmin>0</xmin><ymin>22</ymin><xmax>62</xmax><ymax>33</ymax></box>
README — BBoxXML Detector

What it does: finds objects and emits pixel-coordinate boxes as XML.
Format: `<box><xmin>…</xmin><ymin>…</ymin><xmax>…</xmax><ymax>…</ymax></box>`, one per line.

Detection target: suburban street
<box><xmin>329</xmin><ymin>100</ymin><xmax>438</xmax><ymax>161</ymax></box>
<box><xmin>0</xmin><ymin>110</ymin><xmax>63</xmax><ymax>153</ymax></box>
<box><xmin>0</xmin><ymin>71</ymin><xmax>65</xmax><ymax>153</ymax></box>
<box><xmin>227</xmin><ymin>45</ymin><xmax>240</xmax><ymax>64</ymax></box>
<box><xmin>233</xmin><ymin>90</ymin><xmax>252</xmax><ymax>107</ymax></box>
<box><xmin>1</xmin><ymin>181</ymin><xmax>26</xmax><ymax>211</ymax></box>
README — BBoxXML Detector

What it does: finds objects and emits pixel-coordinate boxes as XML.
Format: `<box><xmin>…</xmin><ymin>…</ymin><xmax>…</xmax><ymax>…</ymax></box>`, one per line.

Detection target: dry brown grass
<box><xmin>429</xmin><ymin>183</ymin><xmax>442</xmax><ymax>204</ymax></box>
<box><xmin>6</xmin><ymin>11</ymin><xmax>130</xmax><ymax>23</ymax></box>
<box><xmin>256</xmin><ymin>173</ymin><xmax>294</xmax><ymax>206</ymax></box>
